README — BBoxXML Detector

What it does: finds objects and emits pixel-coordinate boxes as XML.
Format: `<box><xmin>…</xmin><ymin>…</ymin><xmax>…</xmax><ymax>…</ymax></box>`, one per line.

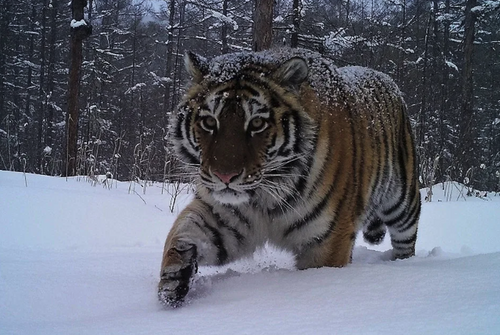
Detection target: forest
<box><xmin>0</xmin><ymin>0</ymin><xmax>499</xmax><ymax>191</ymax></box>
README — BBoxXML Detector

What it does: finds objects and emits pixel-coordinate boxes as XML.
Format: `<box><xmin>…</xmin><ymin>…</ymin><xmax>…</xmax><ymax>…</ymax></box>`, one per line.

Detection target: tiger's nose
<box><xmin>213</xmin><ymin>170</ymin><xmax>242</xmax><ymax>184</ymax></box>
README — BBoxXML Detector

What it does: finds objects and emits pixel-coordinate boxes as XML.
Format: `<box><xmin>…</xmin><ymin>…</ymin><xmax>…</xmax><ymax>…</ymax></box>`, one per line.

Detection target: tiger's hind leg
<box><xmin>381</xmin><ymin>195</ymin><xmax>421</xmax><ymax>260</ymax></box>
<box><xmin>362</xmin><ymin>216</ymin><xmax>387</xmax><ymax>245</ymax></box>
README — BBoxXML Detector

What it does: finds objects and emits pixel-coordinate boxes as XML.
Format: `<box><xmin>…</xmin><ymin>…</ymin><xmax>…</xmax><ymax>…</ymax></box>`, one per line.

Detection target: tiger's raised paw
<box><xmin>158</xmin><ymin>244</ymin><xmax>198</xmax><ymax>307</ymax></box>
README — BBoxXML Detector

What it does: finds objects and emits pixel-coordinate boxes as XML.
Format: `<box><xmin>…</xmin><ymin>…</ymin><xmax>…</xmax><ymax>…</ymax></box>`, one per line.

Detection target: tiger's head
<box><xmin>170</xmin><ymin>51</ymin><xmax>316</xmax><ymax>205</ymax></box>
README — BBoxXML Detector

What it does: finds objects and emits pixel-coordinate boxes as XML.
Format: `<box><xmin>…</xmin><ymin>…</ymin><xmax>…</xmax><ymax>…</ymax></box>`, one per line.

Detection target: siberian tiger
<box><xmin>158</xmin><ymin>48</ymin><xmax>421</xmax><ymax>306</ymax></box>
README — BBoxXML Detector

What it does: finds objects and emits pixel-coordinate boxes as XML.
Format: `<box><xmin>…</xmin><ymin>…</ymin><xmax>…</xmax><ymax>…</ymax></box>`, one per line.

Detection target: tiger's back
<box><xmin>158</xmin><ymin>48</ymin><xmax>421</xmax><ymax>306</ymax></box>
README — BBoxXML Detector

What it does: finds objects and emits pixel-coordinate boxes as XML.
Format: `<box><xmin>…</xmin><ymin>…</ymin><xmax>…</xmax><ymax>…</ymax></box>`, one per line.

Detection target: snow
<box><xmin>324</xmin><ymin>29</ymin><xmax>366</xmax><ymax>55</ymax></box>
<box><xmin>43</xmin><ymin>146</ymin><xmax>52</xmax><ymax>155</ymax></box>
<box><xmin>125</xmin><ymin>83</ymin><xmax>146</xmax><ymax>95</ymax></box>
<box><xmin>445</xmin><ymin>60</ymin><xmax>459</xmax><ymax>72</ymax></box>
<box><xmin>209</xmin><ymin>10</ymin><xmax>238</xmax><ymax>31</ymax></box>
<box><xmin>1</xmin><ymin>171</ymin><xmax>500</xmax><ymax>334</ymax></box>
<box><xmin>193</xmin><ymin>48</ymin><xmax>402</xmax><ymax>108</ymax></box>
<box><xmin>70</xmin><ymin>19</ymin><xmax>87</xmax><ymax>29</ymax></box>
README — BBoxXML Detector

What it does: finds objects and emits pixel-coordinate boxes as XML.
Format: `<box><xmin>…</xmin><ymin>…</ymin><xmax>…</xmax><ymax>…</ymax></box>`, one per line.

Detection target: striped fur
<box><xmin>158</xmin><ymin>48</ymin><xmax>421</xmax><ymax>306</ymax></box>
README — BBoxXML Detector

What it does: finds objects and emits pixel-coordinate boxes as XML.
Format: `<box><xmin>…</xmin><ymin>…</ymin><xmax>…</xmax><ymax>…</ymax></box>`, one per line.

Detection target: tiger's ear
<box><xmin>273</xmin><ymin>57</ymin><xmax>308</xmax><ymax>89</ymax></box>
<box><xmin>184</xmin><ymin>51</ymin><xmax>209</xmax><ymax>83</ymax></box>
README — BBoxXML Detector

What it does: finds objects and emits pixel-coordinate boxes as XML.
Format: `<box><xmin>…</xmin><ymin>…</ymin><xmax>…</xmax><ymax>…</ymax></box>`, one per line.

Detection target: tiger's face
<box><xmin>171</xmin><ymin>52</ymin><xmax>312</xmax><ymax>205</ymax></box>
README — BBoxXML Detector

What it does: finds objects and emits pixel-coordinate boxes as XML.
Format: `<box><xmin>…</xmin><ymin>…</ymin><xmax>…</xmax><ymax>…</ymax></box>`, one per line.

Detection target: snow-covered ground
<box><xmin>1</xmin><ymin>171</ymin><xmax>499</xmax><ymax>335</ymax></box>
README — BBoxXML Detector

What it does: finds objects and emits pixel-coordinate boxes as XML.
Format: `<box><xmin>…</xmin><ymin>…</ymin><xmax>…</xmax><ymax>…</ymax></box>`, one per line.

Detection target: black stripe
<box><xmin>183</xmin><ymin>109</ymin><xmax>198</xmax><ymax>153</ymax></box>
<box><xmin>384</xmin><ymin>206</ymin><xmax>406</xmax><ymax>227</ymax></box>
<box><xmin>301</xmin><ymin>189</ymin><xmax>349</xmax><ymax>247</ymax></box>
<box><xmin>203</xmin><ymin>222</ymin><xmax>228</xmax><ymax>265</ymax></box>
<box><xmin>267</xmin><ymin>133</ymin><xmax>278</xmax><ymax>157</ymax></box>
<box><xmin>291</xmin><ymin>110</ymin><xmax>302</xmax><ymax>154</ymax></box>
<box><xmin>283</xmin><ymin>184</ymin><xmax>336</xmax><ymax>237</ymax></box>
<box><xmin>305</xmin><ymin>133</ymin><xmax>330</xmax><ymax>199</ymax></box>
<box><xmin>174</xmin><ymin>113</ymin><xmax>185</xmax><ymax>140</ymax></box>
<box><xmin>212</xmin><ymin>211</ymin><xmax>245</xmax><ymax>245</ymax></box>
<box><xmin>370</xmin><ymin>112</ymin><xmax>384</xmax><ymax>205</ymax></box>
<box><xmin>225</xmin><ymin>205</ymin><xmax>252</xmax><ymax>230</ymax></box>
<box><xmin>247</xmin><ymin>98</ymin><xmax>262</xmax><ymax>110</ymax></box>
<box><xmin>268</xmin><ymin>162</ymin><xmax>309</xmax><ymax>218</ymax></box>
<box><xmin>241</xmin><ymin>84</ymin><xmax>260</xmax><ymax>97</ymax></box>
<box><xmin>213</xmin><ymin>95</ymin><xmax>223</xmax><ymax>112</ymax></box>
<box><xmin>275</xmin><ymin>131</ymin><xmax>318</xmax><ymax>213</ymax></box>
<box><xmin>178</xmin><ymin>146</ymin><xmax>199</xmax><ymax>165</ymax></box>
<box><xmin>270</xmin><ymin>93</ymin><xmax>281</xmax><ymax>108</ymax></box>
<box><xmin>385</xmin><ymin>195</ymin><xmax>419</xmax><ymax>228</ymax></box>
<box><xmin>278</xmin><ymin>128</ymin><xmax>341</xmax><ymax>219</ymax></box>
<box><xmin>303</xmin><ymin>219</ymin><xmax>336</xmax><ymax>248</ymax></box>
<box><xmin>278</xmin><ymin>114</ymin><xmax>290</xmax><ymax>156</ymax></box>
<box><xmin>356</xmin><ymin>138</ymin><xmax>365</xmax><ymax>216</ymax></box>
<box><xmin>302</xmin><ymin>224</ymin><xmax>333</xmax><ymax>249</ymax></box>
<box><xmin>194</xmin><ymin>201</ymin><xmax>229</xmax><ymax>265</ymax></box>
<box><xmin>346</xmin><ymin>100</ymin><xmax>361</xmax><ymax>217</ymax></box>
<box><xmin>377</xmin><ymin>80</ymin><xmax>391</xmax><ymax>179</ymax></box>
<box><xmin>200</xmin><ymin>174</ymin><xmax>212</xmax><ymax>183</ymax></box>
<box><xmin>394</xmin><ymin>202</ymin><xmax>421</xmax><ymax>232</ymax></box>
<box><xmin>189</xmin><ymin>216</ymin><xmax>227</xmax><ymax>266</ymax></box>
<box><xmin>382</xmin><ymin>108</ymin><xmax>409</xmax><ymax>217</ymax></box>
<box><xmin>404</xmin><ymin>116</ymin><xmax>420</xmax><ymax>207</ymax></box>
<box><xmin>392</xmin><ymin>231</ymin><xmax>418</xmax><ymax>246</ymax></box>
<box><xmin>379</xmin><ymin>115</ymin><xmax>390</xmax><ymax>193</ymax></box>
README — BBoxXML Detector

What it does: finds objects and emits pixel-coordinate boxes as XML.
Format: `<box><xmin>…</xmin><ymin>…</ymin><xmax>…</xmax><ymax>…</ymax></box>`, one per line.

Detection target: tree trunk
<box><xmin>221</xmin><ymin>0</ymin><xmax>229</xmax><ymax>53</ymax></box>
<box><xmin>45</xmin><ymin>0</ymin><xmax>59</xmax><ymax>173</ymax></box>
<box><xmin>253</xmin><ymin>0</ymin><xmax>273</xmax><ymax>51</ymax></box>
<box><xmin>397</xmin><ymin>0</ymin><xmax>407</xmax><ymax>83</ymax></box>
<box><xmin>418</xmin><ymin>12</ymin><xmax>432</xmax><ymax>150</ymax></box>
<box><xmin>36</xmin><ymin>1</ymin><xmax>48</xmax><ymax>173</ymax></box>
<box><xmin>170</xmin><ymin>1</ymin><xmax>186</xmax><ymax>111</ymax></box>
<box><xmin>0</xmin><ymin>0</ymin><xmax>12</xmax><ymax>134</ymax></box>
<box><xmin>65</xmin><ymin>0</ymin><xmax>92</xmax><ymax>176</ymax></box>
<box><xmin>456</xmin><ymin>0</ymin><xmax>477</xmax><ymax>182</ymax></box>
<box><xmin>290</xmin><ymin>0</ymin><xmax>300</xmax><ymax>48</ymax></box>
<box><xmin>438</xmin><ymin>0</ymin><xmax>451</xmax><ymax>179</ymax></box>
<box><xmin>164</xmin><ymin>0</ymin><xmax>176</xmax><ymax>120</ymax></box>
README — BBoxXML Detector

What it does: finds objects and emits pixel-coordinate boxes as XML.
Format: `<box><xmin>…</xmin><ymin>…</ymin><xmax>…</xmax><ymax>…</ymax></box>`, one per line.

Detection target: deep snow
<box><xmin>1</xmin><ymin>171</ymin><xmax>499</xmax><ymax>335</ymax></box>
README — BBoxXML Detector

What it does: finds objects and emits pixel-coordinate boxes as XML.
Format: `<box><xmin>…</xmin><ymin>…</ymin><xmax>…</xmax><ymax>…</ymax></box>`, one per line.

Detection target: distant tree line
<box><xmin>0</xmin><ymin>0</ymin><xmax>499</xmax><ymax>190</ymax></box>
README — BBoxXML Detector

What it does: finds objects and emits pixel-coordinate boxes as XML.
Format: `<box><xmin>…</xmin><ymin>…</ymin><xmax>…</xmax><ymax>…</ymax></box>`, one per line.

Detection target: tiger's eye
<box><xmin>250</xmin><ymin>117</ymin><xmax>266</xmax><ymax>132</ymax></box>
<box><xmin>201</xmin><ymin>116</ymin><xmax>217</xmax><ymax>131</ymax></box>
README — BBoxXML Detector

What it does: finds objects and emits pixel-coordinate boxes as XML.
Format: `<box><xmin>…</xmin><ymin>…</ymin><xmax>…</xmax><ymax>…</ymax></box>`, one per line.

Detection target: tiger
<box><xmin>158</xmin><ymin>48</ymin><xmax>421</xmax><ymax>307</ymax></box>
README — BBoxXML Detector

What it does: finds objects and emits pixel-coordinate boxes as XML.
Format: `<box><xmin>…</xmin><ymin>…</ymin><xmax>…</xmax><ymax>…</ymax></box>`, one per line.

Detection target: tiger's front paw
<box><xmin>158</xmin><ymin>244</ymin><xmax>198</xmax><ymax>307</ymax></box>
